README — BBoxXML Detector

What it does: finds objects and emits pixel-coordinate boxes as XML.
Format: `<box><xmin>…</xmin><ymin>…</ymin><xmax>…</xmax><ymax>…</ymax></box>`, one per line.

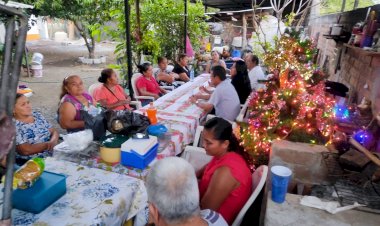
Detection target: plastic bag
<box><xmin>104</xmin><ymin>109</ymin><xmax>150</xmax><ymax>135</ymax></box>
<box><xmin>62</xmin><ymin>129</ymin><xmax>93</xmax><ymax>151</ymax></box>
<box><xmin>13</xmin><ymin>158</ymin><xmax>45</xmax><ymax>189</ymax></box>
<box><xmin>80</xmin><ymin>110</ymin><xmax>107</xmax><ymax>140</ymax></box>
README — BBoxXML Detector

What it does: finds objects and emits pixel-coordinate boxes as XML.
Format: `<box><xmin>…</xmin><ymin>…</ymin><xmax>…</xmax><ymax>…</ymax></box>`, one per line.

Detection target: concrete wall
<box><xmin>307</xmin><ymin>3</ymin><xmax>380</xmax><ymax>104</ymax></box>
<box><xmin>270</xmin><ymin>140</ymin><xmax>329</xmax><ymax>186</ymax></box>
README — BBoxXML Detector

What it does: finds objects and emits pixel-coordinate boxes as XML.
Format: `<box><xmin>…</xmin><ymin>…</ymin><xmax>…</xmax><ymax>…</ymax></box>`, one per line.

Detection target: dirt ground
<box><xmin>21</xmin><ymin>39</ymin><xmax>118</xmax><ymax>134</ymax></box>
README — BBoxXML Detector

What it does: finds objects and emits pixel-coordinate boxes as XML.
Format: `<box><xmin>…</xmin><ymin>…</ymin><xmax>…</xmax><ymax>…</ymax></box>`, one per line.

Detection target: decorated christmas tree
<box><xmin>238</xmin><ymin>30</ymin><xmax>335</xmax><ymax>166</ymax></box>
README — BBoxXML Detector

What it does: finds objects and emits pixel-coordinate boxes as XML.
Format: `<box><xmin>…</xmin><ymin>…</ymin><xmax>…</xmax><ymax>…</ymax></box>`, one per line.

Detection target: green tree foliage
<box><xmin>107</xmin><ymin>0</ymin><xmax>209</xmax><ymax>67</ymax></box>
<box><xmin>320</xmin><ymin>0</ymin><xmax>376</xmax><ymax>15</ymax></box>
<box><xmin>18</xmin><ymin>0</ymin><xmax>117</xmax><ymax>58</ymax></box>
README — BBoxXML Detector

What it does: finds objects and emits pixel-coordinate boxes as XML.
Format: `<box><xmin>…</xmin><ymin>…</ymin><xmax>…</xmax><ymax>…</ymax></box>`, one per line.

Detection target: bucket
<box><xmin>31</xmin><ymin>64</ymin><xmax>43</xmax><ymax>78</ymax></box>
<box><xmin>32</xmin><ymin>53</ymin><xmax>43</xmax><ymax>65</ymax></box>
<box><xmin>231</xmin><ymin>49</ymin><xmax>241</xmax><ymax>58</ymax></box>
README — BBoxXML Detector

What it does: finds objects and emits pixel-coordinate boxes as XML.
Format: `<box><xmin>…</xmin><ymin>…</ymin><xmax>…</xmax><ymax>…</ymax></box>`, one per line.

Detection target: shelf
<box><xmin>323</xmin><ymin>34</ymin><xmax>350</xmax><ymax>43</ymax></box>
<box><xmin>343</xmin><ymin>44</ymin><xmax>380</xmax><ymax>57</ymax></box>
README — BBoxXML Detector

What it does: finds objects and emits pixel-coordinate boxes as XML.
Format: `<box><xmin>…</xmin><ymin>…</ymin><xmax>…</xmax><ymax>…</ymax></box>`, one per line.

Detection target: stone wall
<box><xmin>307</xmin><ymin>4</ymin><xmax>380</xmax><ymax>104</ymax></box>
<box><xmin>269</xmin><ymin>140</ymin><xmax>328</xmax><ymax>185</ymax></box>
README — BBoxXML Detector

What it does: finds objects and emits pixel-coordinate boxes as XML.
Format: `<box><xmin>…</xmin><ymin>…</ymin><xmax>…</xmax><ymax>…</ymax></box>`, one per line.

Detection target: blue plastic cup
<box><xmin>271</xmin><ymin>165</ymin><xmax>292</xmax><ymax>203</ymax></box>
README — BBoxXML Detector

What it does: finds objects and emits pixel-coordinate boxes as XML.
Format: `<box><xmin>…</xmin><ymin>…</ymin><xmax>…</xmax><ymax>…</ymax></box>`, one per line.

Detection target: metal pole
<box><xmin>0</xmin><ymin>5</ymin><xmax>29</xmax><ymax>221</ymax></box>
<box><xmin>124</xmin><ymin>0</ymin><xmax>133</xmax><ymax>98</ymax></box>
<box><xmin>184</xmin><ymin>0</ymin><xmax>187</xmax><ymax>54</ymax></box>
<box><xmin>9</xmin><ymin>18</ymin><xmax>28</xmax><ymax>113</ymax></box>
<box><xmin>341</xmin><ymin>0</ymin><xmax>346</xmax><ymax>12</ymax></box>
<box><xmin>353</xmin><ymin>0</ymin><xmax>359</xmax><ymax>10</ymax></box>
<box><xmin>0</xmin><ymin>18</ymin><xmax>15</xmax><ymax>111</ymax></box>
<box><xmin>24</xmin><ymin>47</ymin><xmax>30</xmax><ymax>78</ymax></box>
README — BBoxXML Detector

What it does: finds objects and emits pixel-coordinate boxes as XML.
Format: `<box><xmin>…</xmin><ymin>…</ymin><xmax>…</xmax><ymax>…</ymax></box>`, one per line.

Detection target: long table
<box><xmin>4</xmin><ymin>76</ymin><xmax>212</xmax><ymax>226</ymax></box>
<box><xmin>2</xmin><ymin>158</ymin><xmax>147</xmax><ymax>226</ymax></box>
<box><xmin>53</xmin><ymin>75</ymin><xmax>210</xmax><ymax>180</ymax></box>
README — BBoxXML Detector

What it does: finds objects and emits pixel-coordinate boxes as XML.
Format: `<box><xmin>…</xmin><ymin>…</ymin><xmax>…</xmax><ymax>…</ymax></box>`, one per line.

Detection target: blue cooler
<box><xmin>13</xmin><ymin>171</ymin><xmax>66</xmax><ymax>214</ymax></box>
<box><xmin>121</xmin><ymin>143</ymin><xmax>158</xmax><ymax>169</ymax></box>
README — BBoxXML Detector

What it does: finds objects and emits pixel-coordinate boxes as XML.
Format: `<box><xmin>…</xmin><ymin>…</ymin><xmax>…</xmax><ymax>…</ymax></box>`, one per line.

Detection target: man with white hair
<box><xmin>245</xmin><ymin>53</ymin><xmax>266</xmax><ymax>91</ymax></box>
<box><xmin>146</xmin><ymin>157</ymin><xmax>228</xmax><ymax>226</ymax></box>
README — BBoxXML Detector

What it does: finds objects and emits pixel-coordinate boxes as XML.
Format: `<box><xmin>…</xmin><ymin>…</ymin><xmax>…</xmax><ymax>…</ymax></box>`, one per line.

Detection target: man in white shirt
<box><xmin>190</xmin><ymin>65</ymin><xmax>241</xmax><ymax>121</ymax></box>
<box><xmin>245</xmin><ymin>53</ymin><xmax>266</xmax><ymax>91</ymax></box>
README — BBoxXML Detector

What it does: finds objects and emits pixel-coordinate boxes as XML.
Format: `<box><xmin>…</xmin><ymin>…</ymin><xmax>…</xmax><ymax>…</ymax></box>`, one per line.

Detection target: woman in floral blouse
<box><xmin>13</xmin><ymin>94</ymin><xmax>59</xmax><ymax>165</ymax></box>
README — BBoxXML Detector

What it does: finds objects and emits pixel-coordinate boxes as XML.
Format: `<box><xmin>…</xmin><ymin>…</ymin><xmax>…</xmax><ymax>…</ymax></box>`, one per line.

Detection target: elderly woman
<box><xmin>14</xmin><ymin>94</ymin><xmax>59</xmax><ymax>165</ymax></box>
<box><xmin>205</xmin><ymin>51</ymin><xmax>227</xmax><ymax>73</ymax></box>
<box><xmin>172</xmin><ymin>53</ymin><xmax>190</xmax><ymax>82</ymax></box>
<box><xmin>58</xmin><ymin>75</ymin><xmax>95</xmax><ymax>132</ymax></box>
<box><xmin>230</xmin><ymin>60</ymin><xmax>252</xmax><ymax>104</ymax></box>
<box><xmin>198</xmin><ymin>117</ymin><xmax>253</xmax><ymax>224</ymax></box>
<box><xmin>154</xmin><ymin>56</ymin><xmax>181</xmax><ymax>88</ymax></box>
<box><xmin>93</xmin><ymin>68</ymin><xmax>132</xmax><ymax>110</ymax></box>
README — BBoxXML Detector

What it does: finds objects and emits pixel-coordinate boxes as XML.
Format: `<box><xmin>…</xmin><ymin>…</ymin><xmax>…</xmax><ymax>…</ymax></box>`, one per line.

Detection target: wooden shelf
<box><xmin>343</xmin><ymin>44</ymin><xmax>380</xmax><ymax>57</ymax></box>
<box><xmin>323</xmin><ymin>34</ymin><xmax>350</xmax><ymax>43</ymax></box>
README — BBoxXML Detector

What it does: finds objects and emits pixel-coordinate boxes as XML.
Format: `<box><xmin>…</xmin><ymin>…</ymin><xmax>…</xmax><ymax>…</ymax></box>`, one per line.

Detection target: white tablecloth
<box><xmin>6</xmin><ymin>158</ymin><xmax>147</xmax><ymax>226</ymax></box>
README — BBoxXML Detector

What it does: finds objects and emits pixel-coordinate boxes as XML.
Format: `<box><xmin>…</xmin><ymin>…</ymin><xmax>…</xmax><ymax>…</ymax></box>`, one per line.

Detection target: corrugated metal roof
<box><xmin>197</xmin><ymin>0</ymin><xmax>256</xmax><ymax>10</ymax></box>
<box><xmin>0</xmin><ymin>1</ymin><xmax>33</xmax><ymax>9</ymax></box>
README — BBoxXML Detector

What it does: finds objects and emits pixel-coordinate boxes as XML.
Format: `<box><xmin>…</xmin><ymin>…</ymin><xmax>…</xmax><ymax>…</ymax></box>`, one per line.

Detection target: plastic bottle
<box><xmin>88</xmin><ymin>105</ymin><xmax>98</xmax><ymax>117</ymax></box>
<box><xmin>13</xmin><ymin>158</ymin><xmax>45</xmax><ymax>189</ymax></box>
<box><xmin>96</xmin><ymin>102</ymin><xmax>102</xmax><ymax>114</ymax></box>
<box><xmin>190</xmin><ymin>68</ymin><xmax>195</xmax><ymax>82</ymax></box>
<box><xmin>146</xmin><ymin>102</ymin><xmax>158</xmax><ymax>124</ymax></box>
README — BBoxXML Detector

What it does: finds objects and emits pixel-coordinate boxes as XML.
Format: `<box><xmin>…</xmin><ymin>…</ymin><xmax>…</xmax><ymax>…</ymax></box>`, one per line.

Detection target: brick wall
<box><xmin>339</xmin><ymin>46</ymin><xmax>380</xmax><ymax>102</ymax></box>
<box><xmin>307</xmin><ymin>4</ymin><xmax>380</xmax><ymax>104</ymax></box>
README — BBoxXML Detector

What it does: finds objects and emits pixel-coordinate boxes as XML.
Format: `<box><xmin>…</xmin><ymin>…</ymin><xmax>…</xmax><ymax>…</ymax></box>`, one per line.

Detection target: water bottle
<box><xmin>190</xmin><ymin>68</ymin><xmax>194</xmax><ymax>82</ymax></box>
<box><xmin>96</xmin><ymin>102</ymin><xmax>102</xmax><ymax>115</ymax></box>
<box><xmin>88</xmin><ymin>105</ymin><xmax>99</xmax><ymax>117</ymax></box>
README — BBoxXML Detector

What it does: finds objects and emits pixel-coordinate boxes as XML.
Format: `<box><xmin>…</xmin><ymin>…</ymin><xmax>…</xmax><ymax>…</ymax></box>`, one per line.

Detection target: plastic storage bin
<box><xmin>31</xmin><ymin>64</ymin><xmax>43</xmax><ymax>78</ymax></box>
<box><xmin>13</xmin><ymin>171</ymin><xmax>66</xmax><ymax>214</ymax></box>
<box><xmin>121</xmin><ymin>143</ymin><xmax>159</xmax><ymax>169</ymax></box>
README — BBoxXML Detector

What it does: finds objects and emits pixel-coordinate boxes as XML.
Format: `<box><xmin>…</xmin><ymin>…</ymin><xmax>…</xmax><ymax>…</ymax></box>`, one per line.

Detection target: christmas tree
<box><xmin>239</xmin><ymin>30</ymin><xmax>335</xmax><ymax>166</ymax></box>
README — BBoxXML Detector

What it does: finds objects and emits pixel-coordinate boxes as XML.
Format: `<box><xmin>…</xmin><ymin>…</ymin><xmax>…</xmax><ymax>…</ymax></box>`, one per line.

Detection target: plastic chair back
<box><xmin>232</xmin><ymin>165</ymin><xmax>268</xmax><ymax>226</ymax></box>
<box><xmin>88</xmin><ymin>83</ymin><xmax>102</xmax><ymax>97</ymax></box>
<box><xmin>131</xmin><ymin>73</ymin><xmax>142</xmax><ymax>96</ymax></box>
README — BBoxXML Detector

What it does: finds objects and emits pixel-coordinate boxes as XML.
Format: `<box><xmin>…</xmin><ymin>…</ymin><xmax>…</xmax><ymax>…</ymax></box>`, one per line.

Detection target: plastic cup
<box><xmin>271</xmin><ymin>165</ymin><xmax>292</xmax><ymax>204</ymax></box>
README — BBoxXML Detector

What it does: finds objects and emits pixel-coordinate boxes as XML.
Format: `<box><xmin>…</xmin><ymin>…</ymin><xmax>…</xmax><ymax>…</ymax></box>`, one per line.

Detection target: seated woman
<box><xmin>198</xmin><ymin>117</ymin><xmax>253</xmax><ymax>224</ymax></box>
<box><xmin>58</xmin><ymin>75</ymin><xmax>95</xmax><ymax>133</ymax></box>
<box><xmin>154</xmin><ymin>56</ymin><xmax>181</xmax><ymax>88</ymax></box>
<box><xmin>14</xmin><ymin>94</ymin><xmax>59</xmax><ymax>165</ymax></box>
<box><xmin>93</xmin><ymin>68</ymin><xmax>132</xmax><ymax>110</ymax></box>
<box><xmin>136</xmin><ymin>62</ymin><xmax>167</xmax><ymax>105</ymax></box>
<box><xmin>205</xmin><ymin>51</ymin><xmax>227</xmax><ymax>73</ymax></box>
<box><xmin>230</xmin><ymin>60</ymin><xmax>252</xmax><ymax>104</ymax></box>
<box><xmin>172</xmin><ymin>53</ymin><xmax>190</xmax><ymax>82</ymax></box>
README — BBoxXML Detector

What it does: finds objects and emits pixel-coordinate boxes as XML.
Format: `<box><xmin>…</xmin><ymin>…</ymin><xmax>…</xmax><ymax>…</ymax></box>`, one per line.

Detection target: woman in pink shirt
<box><xmin>136</xmin><ymin>62</ymin><xmax>167</xmax><ymax>100</ymax></box>
<box><xmin>93</xmin><ymin>68</ymin><xmax>132</xmax><ymax>110</ymax></box>
<box><xmin>198</xmin><ymin>117</ymin><xmax>253</xmax><ymax>224</ymax></box>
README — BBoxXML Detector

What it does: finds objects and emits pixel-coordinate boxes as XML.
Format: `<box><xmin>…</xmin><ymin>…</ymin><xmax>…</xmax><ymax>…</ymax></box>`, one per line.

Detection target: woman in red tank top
<box><xmin>198</xmin><ymin>117</ymin><xmax>253</xmax><ymax>225</ymax></box>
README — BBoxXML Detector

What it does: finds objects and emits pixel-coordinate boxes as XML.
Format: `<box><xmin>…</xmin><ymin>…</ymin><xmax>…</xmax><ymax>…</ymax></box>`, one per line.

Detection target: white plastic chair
<box><xmin>205</xmin><ymin>114</ymin><xmax>237</xmax><ymax>129</ymax></box>
<box><xmin>88</xmin><ymin>82</ymin><xmax>102</xmax><ymax>97</ymax></box>
<box><xmin>131</xmin><ymin>73</ymin><xmax>156</xmax><ymax>103</ymax></box>
<box><xmin>88</xmin><ymin>82</ymin><xmax>142</xmax><ymax>110</ymax></box>
<box><xmin>181</xmin><ymin>146</ymin><xmax>212</xmax><ymax>173</ymax></box>
<box><xmin>236</xmin><ymin>95</ymin><xmax>251</xmax><ymax>122</ymax></box>
<box><xmin>232</xmin><ymin>165</ymin><xmax>268</xmax><ymax>226</ymax></box>
<box><xmin>192</xmin><ymin>125</ymin><xmax>204</xmax><ymax>147</ymax></box>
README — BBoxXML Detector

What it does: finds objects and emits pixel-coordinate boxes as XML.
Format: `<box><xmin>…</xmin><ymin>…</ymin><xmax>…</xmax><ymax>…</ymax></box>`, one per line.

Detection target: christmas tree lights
<box><xmin>239</xmin><ymin>32</ymin><xmax>335</xmax><ymax>166</ymax></box>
